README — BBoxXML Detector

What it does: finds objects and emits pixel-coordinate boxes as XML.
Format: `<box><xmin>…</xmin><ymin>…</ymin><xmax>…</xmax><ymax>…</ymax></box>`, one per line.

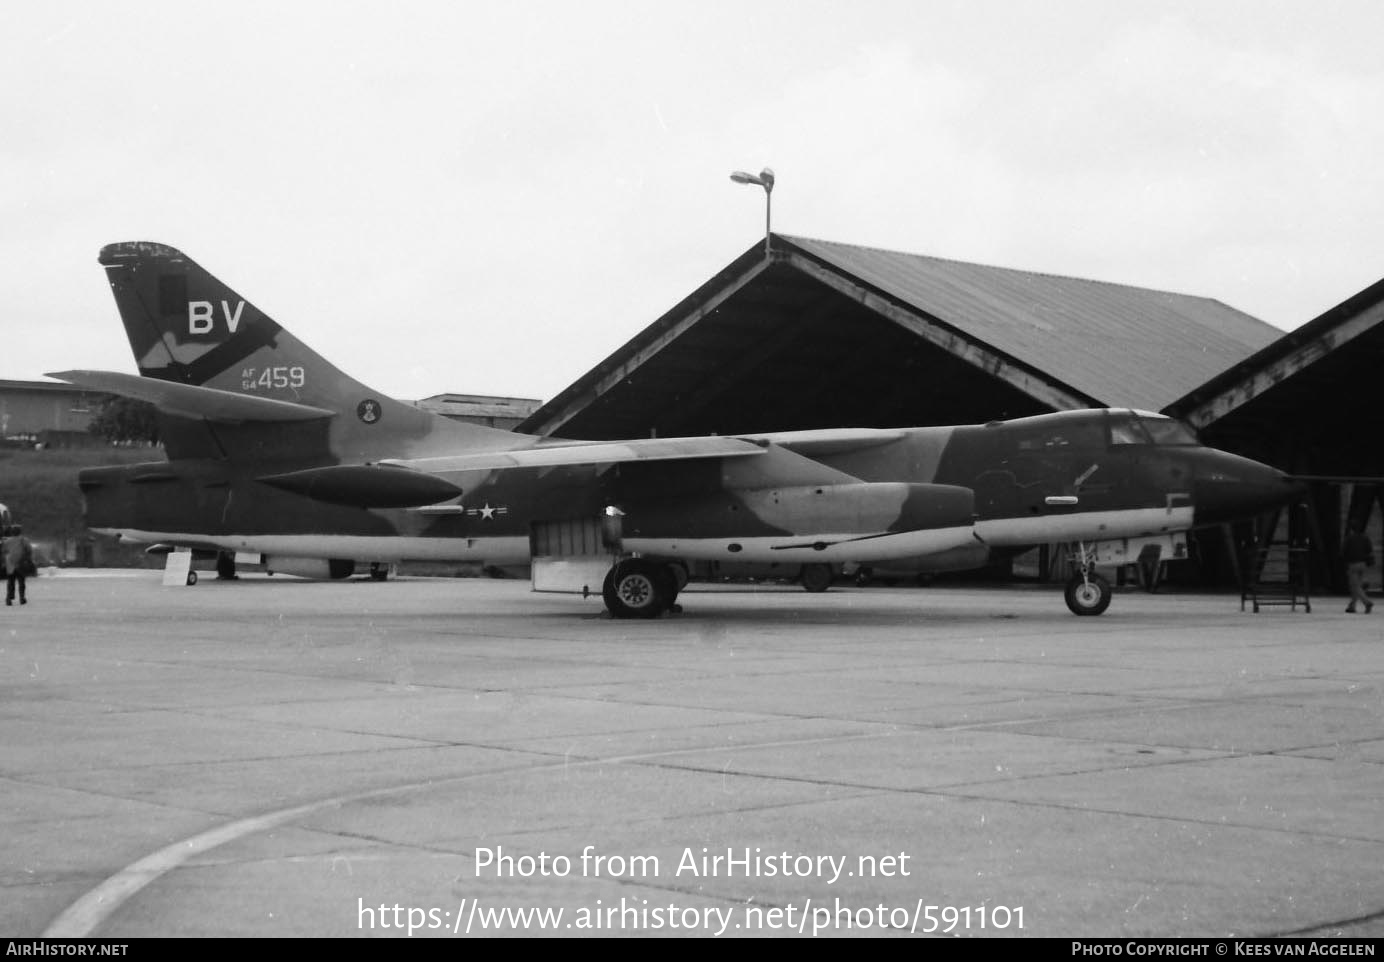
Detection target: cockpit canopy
<box><xmin>1107</xmin><ymin>410</ymin><xmax>1199</xmax><ymax>447</ymax></box>
<box><xmin>983</xmin><ymin>409</ymin><xmax>1201</xmax><ymax>455</ymax></box>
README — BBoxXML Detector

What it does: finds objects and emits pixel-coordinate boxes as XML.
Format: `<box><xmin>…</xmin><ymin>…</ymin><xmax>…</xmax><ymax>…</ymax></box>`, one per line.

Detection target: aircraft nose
<box><xmin>1192</xmin><ymin>451</ymin><xmax>1304</xmax><ymax>525</ymax></box>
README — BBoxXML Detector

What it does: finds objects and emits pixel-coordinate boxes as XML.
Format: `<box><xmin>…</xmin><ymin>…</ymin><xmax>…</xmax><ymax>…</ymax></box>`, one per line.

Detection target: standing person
<box><xmin>1343</xmin><ymin>520</ymin><xmax>1374</xmax><ymax>614</ymax></box>
<box><xmin>2</xmin><ymin>525</ymin><xmax>34</xmax><ymax>606</ymax></box>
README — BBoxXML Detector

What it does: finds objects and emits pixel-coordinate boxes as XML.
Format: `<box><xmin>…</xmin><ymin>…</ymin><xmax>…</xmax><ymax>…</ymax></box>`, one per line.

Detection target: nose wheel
<box><xmin>1064</xmin><ymin>541</ymin><xmax>1112</xmax><ymax>616</ymax></box>
<box><xmin>1064</xmin><ymin>573</ymin><xmax>1112</xmax><ymax>616</ymax></box>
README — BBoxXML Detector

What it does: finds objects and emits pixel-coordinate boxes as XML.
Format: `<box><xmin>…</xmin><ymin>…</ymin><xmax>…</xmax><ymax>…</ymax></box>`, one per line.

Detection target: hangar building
<box><xmin>521</xmin><ymin>234</ymin><xmax>1278</xmax><ymax>440</ymax></box>
<box><xmin>519</xmin><ymin>234</ymin><xmax>1377</xmax><ymax>594</ymax></box>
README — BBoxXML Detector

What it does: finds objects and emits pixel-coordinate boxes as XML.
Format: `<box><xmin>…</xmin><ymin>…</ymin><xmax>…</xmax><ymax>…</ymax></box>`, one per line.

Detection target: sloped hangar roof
<box><xmin>520</xmin><ymin>234</ymin><xmax>1278</xmax><ymax>440</ymax></box>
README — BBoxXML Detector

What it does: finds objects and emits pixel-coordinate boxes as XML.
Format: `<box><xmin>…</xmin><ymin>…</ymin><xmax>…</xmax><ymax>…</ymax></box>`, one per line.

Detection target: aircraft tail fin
<box><xmin>98</xmin><ymin>242</ymin><xmax>525</xmax><ymax>463</ymax></box>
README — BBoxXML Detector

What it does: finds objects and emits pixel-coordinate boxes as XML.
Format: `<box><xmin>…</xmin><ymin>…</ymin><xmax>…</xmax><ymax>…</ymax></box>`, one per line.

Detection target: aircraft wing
<box><xmin>48</xmin><ymin>369</ymin><xmax>336</xmax><ymax>423</ymax></box>
<box><xmin>381</xmin><ymin>435</ymin><xmax>768</xmax><ymax>473</ymax></box>
<box><xmin>736</xmin><ymin>427</ymin><xmax>908</xmax><ymax>456</ymax></box>
<box><xmin>263</xmin><ymin>437</ymin><xmax>856</xmax><ymax>509</ymax></box>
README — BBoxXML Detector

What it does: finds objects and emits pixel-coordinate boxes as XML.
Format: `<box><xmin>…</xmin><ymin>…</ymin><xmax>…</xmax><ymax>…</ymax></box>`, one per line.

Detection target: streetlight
<box><xmin>730</xmin><ymin>167</ymin><xmax>775</xmax><ymax>257</ymax></box>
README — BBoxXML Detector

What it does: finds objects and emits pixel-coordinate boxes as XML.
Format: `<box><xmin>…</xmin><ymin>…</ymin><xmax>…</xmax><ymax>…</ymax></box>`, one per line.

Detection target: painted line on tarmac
<box><xmin>42</xmin><ymin>756</ymin><xmax>569</xmax><ymax>938</ymax></box>
<box><xmin>43</xmin><ymin>798</ymin><xmax>327</xmax><ymax>937</ymax></box>
<box><xmin>43</xmin><ymin>728</ymin><xmax>893</xmax><ymax>937</ymax></box>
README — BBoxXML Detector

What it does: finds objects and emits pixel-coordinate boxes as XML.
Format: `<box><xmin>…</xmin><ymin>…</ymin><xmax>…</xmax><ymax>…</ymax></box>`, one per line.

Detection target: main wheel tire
<box><xmin>800</xmin><ymin>563</ymin><xmax>834</xmax><ymax>593</ymax></box>
<box><xmin>1064</xmin><ymin>573</ymin><xmax>1112</xmax><ymax>616</ymax></box>
<box><xmin>603</xmin><ymin>560</ymin><xmax>672</xmax><ymax>619</ymax></box>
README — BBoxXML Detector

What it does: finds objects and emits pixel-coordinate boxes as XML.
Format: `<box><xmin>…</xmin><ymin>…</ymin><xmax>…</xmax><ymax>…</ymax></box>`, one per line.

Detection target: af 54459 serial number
<box><xmin>241</xmin><ymin>366</ymin><xmax>306</xmax><ymax>390</ymax></box>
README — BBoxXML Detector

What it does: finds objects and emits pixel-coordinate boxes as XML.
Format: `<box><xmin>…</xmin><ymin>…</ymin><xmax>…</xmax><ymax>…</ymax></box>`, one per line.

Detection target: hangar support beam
<box><xmin>1180</xmin><ymin>298</ymin><xmax>1384</xmax><ymax>430</ymax></box>
<box><xmin>780</xmin><ymin>252</ymin><xmax>1097</xmax><ymax>414</ymax></box>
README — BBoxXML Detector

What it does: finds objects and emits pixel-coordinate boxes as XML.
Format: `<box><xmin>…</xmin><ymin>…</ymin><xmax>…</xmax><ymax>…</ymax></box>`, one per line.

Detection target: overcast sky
<box><xmin>5</xmin><ymin>0</ymin><xmax>1383</xmax><ymax>402</ymax></box>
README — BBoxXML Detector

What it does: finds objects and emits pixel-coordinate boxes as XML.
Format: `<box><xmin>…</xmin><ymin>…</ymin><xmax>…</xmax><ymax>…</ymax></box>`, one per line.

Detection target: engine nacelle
<box><xmin>732</xmin><ymin>482</ymin><xmax>976</xmax><ymax>535</ymax></box>
<box><xmin>264</xmin><ymin>556</ymin><xmax>356</xmax><ymax>580</ymax></box>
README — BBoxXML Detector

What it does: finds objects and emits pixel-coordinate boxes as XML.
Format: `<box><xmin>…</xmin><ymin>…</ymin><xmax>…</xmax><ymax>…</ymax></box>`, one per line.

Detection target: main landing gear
<box><xmin>799</xmin><ymin>562</ymin><xmax>835</xmax><ymax>593</ymax></box>
<box><xmin>1064</xmin><ymin>541</ymin><xmax>1112</xmax><ymax>616</ymax></box>
<box><xmin>602</xmin><ymin>559</ymin><xmax>687</xmax><ymax>619</ymax></box>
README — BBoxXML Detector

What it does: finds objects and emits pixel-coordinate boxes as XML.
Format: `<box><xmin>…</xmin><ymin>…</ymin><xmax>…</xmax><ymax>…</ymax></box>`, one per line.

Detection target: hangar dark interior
<box><xmin>1167</xmin><ymin>276</ymin><xmax>1384</xmax><ymax>591</ymax></box>
<box><xmin>528</xmin><ymin>259</ymin><xmax>1053</xmax><ymax>439</ymax></box>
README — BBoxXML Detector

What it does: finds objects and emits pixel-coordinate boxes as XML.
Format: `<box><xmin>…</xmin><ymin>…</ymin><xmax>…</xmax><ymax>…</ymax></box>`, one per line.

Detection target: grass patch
<box><xmin>0</xmin><ymin>445</ymin><xmax>163</xmax><ymax>566</ymax></box>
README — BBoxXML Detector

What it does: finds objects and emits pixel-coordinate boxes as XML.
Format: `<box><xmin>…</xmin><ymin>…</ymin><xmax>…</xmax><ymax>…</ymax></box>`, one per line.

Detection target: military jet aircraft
<box><xmin>55</xmin><ymin>242</ymin><xmax>1298</xmax><ymax>618</ymax></box>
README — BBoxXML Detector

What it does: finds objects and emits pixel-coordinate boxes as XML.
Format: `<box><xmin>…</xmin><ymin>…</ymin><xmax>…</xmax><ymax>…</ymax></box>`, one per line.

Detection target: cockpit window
<box><xmin>1142</xmin><ymin>418</ymin><xmax>1198</xmax><ymax>446</ymax></box>
<box><xmin>1109</xmin><ymin>418</ymin><xmax>1153</xmax><ymax>445</ymax></box>
<box><xmin>1109</xmin><ymin>413</ymin><xmax>1199</xmax><ymax>446</ymax></box>
<box><xmin>1015</xmin><ymin>421</ymin><xmax>1105</xmax><ymax>452</ymax></box>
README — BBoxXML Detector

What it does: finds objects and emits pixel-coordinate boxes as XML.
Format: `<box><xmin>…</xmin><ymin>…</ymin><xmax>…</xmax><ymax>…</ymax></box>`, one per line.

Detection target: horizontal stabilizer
<box><xmin>258</xmin><ymin>463</ymin><xmax>463</xmax><ymax>508</ymax></box>
<box><xmin>48</xmin><ymin>370</ymin><xmax>337</xmax><ymax>423</ymax></box>
<box><xmin>384</xmin><ymin>435</ymin><xmax>767</xmax><ymax>474</ymax></box>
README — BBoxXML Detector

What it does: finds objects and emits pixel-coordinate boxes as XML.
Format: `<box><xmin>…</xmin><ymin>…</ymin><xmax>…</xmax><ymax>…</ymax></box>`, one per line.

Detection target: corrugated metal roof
<box><xmin>782</xmin><ymin>235</ymin><xmax>1280</xmax><ymax>412</ymax></box>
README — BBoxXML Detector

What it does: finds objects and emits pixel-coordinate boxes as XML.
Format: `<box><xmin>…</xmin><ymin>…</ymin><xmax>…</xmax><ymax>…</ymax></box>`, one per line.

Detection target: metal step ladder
<box><xmin>1240</xmin><ymin>504</ymin><xmax>1313</xmax><ymax>613</ymax></box>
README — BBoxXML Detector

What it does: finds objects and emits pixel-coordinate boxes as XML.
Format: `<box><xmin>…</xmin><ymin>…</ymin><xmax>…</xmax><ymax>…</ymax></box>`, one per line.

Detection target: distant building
<box><xmin>412</xmin><ymin>393</ymin><xmax>542</xmax><ymax>430</ymax></box>
<box><xmin>0</xmin><ymin>379</ymin><xmax>103</xmax><ymax>446</ymax></box>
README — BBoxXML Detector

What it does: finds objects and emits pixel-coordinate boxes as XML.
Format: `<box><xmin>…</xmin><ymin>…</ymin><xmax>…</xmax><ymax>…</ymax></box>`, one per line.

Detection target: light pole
<box><xmin>730</xmin><ymin>167</ymin><xmax>775</xmax><ymax>257</ymax></box>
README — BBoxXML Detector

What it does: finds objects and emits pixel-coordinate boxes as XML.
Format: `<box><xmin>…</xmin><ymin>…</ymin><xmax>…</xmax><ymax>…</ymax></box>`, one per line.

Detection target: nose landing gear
<box><xmin>1064</xmin><ymin>542</ymin><xmax>1112</xmax><ymax>616</ymax></box>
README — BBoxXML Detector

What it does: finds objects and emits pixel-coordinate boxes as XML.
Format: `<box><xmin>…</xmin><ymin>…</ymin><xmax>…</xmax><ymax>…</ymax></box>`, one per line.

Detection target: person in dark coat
<box><xmin>2</xmin><ymin>524</ymin><xmax>35</xmax><ymax>606</ymax></box>
<box><xmin>1343</xmin><ymin>521</ymin><xmax>1374</xmax><ymax>614</ymax></box>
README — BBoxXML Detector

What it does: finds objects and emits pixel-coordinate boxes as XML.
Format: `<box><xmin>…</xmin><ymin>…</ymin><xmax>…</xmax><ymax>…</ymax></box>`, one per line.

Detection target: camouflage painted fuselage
<box><xmin>80</xmin><ymin>408</ymin><xmax>1291</xmax><ymax>571</ymax></box>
